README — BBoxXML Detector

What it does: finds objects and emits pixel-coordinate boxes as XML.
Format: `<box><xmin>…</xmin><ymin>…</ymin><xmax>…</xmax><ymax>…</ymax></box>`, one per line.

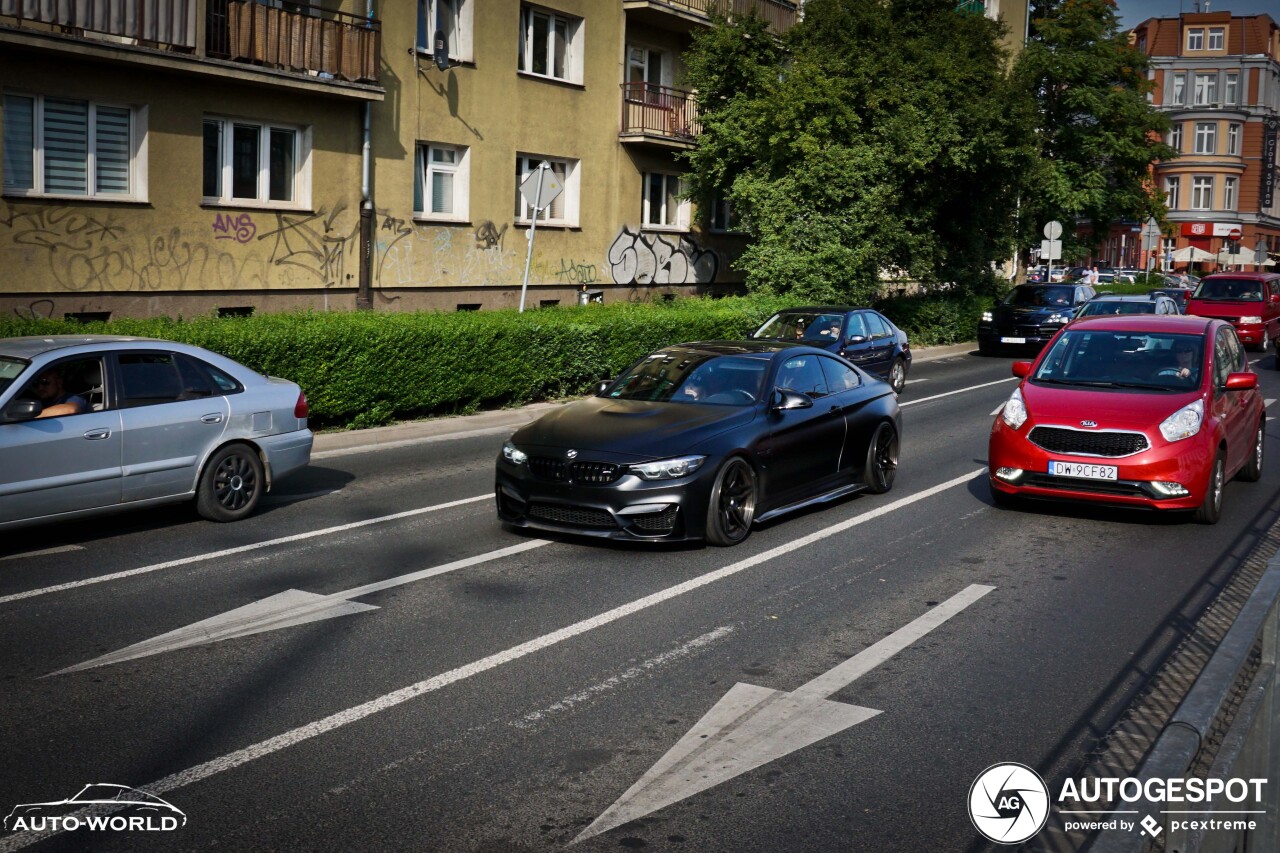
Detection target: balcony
<box><xmin>622</xmin><ymin>0</ymin><xmax>798</xmax><ymax>35</ymax></box>
<box><xmin>0</xmin><ymin>0</ymin><xmax>381</xmax><ymax>95</ymax></box>
<box><xmin>620</xmin><ymin>83</ymin><xmax>702</xmax><ymax>148</ymax></box>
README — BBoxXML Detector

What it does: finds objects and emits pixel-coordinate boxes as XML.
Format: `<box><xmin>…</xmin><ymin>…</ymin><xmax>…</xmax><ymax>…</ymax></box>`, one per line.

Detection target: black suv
<box><xmin>978</xmin><ymin>284</ymin><xmax>1097</xmax><ymax>355</ymax></box>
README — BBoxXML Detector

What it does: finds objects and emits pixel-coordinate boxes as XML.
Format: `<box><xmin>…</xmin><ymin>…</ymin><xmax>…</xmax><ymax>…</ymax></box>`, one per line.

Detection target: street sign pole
<box><xmin>518</xmin><ymin>162</ymin><xmax>548</xmax><ymax>314</ymax></box>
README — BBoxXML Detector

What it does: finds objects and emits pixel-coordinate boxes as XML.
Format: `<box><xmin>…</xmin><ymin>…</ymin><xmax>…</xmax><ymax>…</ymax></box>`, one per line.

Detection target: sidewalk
<box><xmin>312</xmin><ymin>340</ymin><xmax>979</xmax><ymax>455</ymax></box>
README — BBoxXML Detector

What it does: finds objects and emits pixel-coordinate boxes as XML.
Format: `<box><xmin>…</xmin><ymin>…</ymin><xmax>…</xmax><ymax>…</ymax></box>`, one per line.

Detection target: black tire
<box><xmin>1193</xmin><ymin>451</ymin><xmax>1225</xmax><ymax>525</ymax></box>
<box><xmin>1239</xmin><ymin>420</ymin><xmax>1264</xmax><ymax>483</ymax></box>
<box><xmin>704</xmin><ymin>457</ymin><xmax>757</xmax><ymax>547</ymax></box>
<box><xmin>862</xmin><ymin>423</ymin><xmax>899</xmax><ymax>494</ymax></box>
<box><xmin>196</xmin><ymin>443</ymin><xmax>264</xmax><ymax>522</ymax></box>
<box><xmin>888</xmin><ymin>357</ymin><xmax>907</xmax><ymax>394</ymax></box>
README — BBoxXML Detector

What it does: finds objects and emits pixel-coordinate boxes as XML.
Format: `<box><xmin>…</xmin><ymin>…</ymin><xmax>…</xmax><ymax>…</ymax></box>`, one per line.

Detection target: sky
<box><xmin>1115</xmin><ymin>0</ymin><xmax>1280</xmax><ymax>30</ymax></box>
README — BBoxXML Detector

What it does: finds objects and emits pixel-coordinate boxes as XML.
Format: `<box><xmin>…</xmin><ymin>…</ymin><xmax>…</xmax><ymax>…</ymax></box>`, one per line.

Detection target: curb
<box><xmin>311</xmin><ymin>340</ymin><xmax>980</xmax><ymax>455</ymax></box>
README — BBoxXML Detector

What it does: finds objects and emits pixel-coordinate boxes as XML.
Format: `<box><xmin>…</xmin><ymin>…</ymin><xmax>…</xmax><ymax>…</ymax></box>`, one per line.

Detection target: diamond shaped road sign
<box><xmin>519</xmin><ymin>162</ymin><xmax>563</xmax><ymax>212</ymax></box>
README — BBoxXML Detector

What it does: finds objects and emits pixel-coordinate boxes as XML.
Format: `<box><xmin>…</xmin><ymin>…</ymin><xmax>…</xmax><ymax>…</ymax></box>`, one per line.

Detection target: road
<box><xmin>1</xmin><ymin>350</ymin><xmax>1277</xmax><ymax>852</ymax></box>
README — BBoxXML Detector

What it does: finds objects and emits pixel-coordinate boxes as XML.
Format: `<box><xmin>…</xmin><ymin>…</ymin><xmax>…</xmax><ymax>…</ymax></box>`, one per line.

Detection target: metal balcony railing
<box><xmin>206</xmin><ymin>0</ymin><xmax>380</xmax><ymax>84</ymax></box>
<box><xmin>0</xmin><ymin>0</ymin><xmax>198</xmax><ymax>50</ymax></box>
<box><xmin>621</xmin><ymin>83</ymin><xmax>702</xmax><ymax>142</ymax></box>
<box><xmin>636</xmin><ymin>0</ymin><xmax>798</xmax><ymax>34</ymax></box>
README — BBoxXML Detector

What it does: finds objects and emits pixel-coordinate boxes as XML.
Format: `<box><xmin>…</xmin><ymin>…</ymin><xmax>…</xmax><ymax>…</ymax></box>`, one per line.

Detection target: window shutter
<box><xmin>43</xmin><ymin>98</ymin><xmax>89</xmax><ymax>195</ymax></box>
<box><xmin>94</xmin><ymin>105</ymin><xmax>131</xmax><ymax>195</ymax></box>
<box><xmin>2</xmin><ymin>95</ymin><xmax>35</xmax><ymax>192</ymax></box>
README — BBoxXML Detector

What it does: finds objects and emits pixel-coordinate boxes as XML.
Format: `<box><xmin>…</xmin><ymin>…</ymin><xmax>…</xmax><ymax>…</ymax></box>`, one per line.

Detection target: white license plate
<box><xmin>1048</xmin><ymin>461</ymin><xmax>1118</xmax><ymax>480</ymax></box>
<box><xmin>1000</xmin><ymin>336</ymin><xmax>1026</xmax><ymax>344</ymax></box>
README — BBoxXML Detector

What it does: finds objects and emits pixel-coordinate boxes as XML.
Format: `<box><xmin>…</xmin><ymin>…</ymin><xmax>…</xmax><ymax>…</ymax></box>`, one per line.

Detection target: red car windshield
<box><xmin>1033</xmin><ymin>330</ymin><xmax>1204</xmax><ymax>391</ymax></box>
<box><xmin>1192</xmin><ymin>278</ymin><xmax>1265</xmax><ymax>301</ymax></box>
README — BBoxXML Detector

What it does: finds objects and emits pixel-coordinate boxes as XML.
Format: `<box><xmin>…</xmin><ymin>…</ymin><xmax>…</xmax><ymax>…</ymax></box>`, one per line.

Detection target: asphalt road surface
<box><xmin>2</xmin><ymin>349</ymin><xmax>1277</xmax><ymax>853</ymax></box>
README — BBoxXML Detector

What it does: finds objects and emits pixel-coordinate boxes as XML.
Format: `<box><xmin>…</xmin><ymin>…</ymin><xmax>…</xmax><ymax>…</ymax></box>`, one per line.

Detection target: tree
<box><xmin>1015</xmin><ymin>0</ymin><xmax>1174</xmax><ymax>256</ymax></box>
<box><xmin>683</xmin><ymin>0</ymin><xmax>1038</xmax><ymax>303</ymax></box>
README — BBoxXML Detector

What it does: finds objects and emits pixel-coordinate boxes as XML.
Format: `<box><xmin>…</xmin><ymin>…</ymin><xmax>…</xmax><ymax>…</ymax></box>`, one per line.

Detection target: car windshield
<box><xmin>1193</xmin><ymin>278</ymin><xmax>1264</xmax><ymax>301</ymax></box>
<box><xmin>753</xmin><ymin>312</ymin><xmax>844</xmax><ymax>342</ymax></box>
<box><xmin>1033</xmin><ymin>330</ymin><xmax>1204</xmax><ymax>390</ymax></box>
<box><xmin>607</xmin><ymin>353</ymin><xmax>767</xmax><ymax>405</ymax></box>
<box><xmin>1006</xmin><ymin>286</ymin><xmax>1073</xmax><ymax>308</ymax></box>
<box><xmin>1076</xmin><ymin>301</ymin><xmax>1157</xmax><ymax>317</ymax></box>
<box><xmin>0</xmin><ymin>357</ymin><xmax>27</xmax><ymax>396</ymax></box>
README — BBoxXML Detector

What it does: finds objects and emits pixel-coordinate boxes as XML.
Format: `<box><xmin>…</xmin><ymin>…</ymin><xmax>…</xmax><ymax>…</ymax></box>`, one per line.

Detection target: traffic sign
<box><xmin>1043</xmin><ymin>221</ymin><xmax>1063</xmax><ymax>241</ymax></box>
<box><xmin>1040</xmin><ymin>240</ymin><xmax>1062</xmax><ymax>260</ymax></box>
<box><xmin>519</xmin><ymin>162</ymin><xmax>563</xmax><ymax>211</ymax></box>
<box><xmin>1228</xmin><ymin>227</ymin><xmax>1242</xmax><ymax>240</ymax></box>
<box><xmin>1257</xmin><ymin>240</ymin><xmax>1270</xmax><ymax>265</ymax></box>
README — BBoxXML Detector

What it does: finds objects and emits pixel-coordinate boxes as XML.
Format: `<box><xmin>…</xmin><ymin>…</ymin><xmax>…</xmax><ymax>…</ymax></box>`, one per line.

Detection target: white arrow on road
<box><xmin>575</xmin><ymin>583</ymin><xmax>996</xmax><ymax>843</ymax></box>
<box><xmin>48</xmin><ymin>539</ymin><xmax>550</xmax><ymax>677</ymax></box>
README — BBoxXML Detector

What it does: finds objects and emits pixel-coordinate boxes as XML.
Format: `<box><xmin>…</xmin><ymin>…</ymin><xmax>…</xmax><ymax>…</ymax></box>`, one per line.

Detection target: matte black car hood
<box><xmin>511</xmin><ymin>397</ymin><xmax>757</xmax><ymax>459</ymax></box>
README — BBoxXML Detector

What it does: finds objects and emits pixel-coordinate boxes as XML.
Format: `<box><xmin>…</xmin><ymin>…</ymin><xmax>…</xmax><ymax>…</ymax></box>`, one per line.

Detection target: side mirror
<box><xmin>1</xmin><ymin>399</ymin><xmax>42</xmax><ymax>423</ymax></box>
<box><xmin>770</xmin><ymin>388</ymin><xmax>813</xmax><ymax>411</ymax></box>
<box><xmin>1011</xmin><ymin>361</ymin><xmax>1033</xmax><ymax>379</ymax></box>
<box><xmin>593</xmin><ymin>379</ymin><xmax>612</xmax><ymax>396</ymax></box>
<box><xmin>1225</xmin><ymin>372</ymin><xmax>1258</xmax><ymax>391</ymax></box>
<box><xmin>1269</xmin><ymin>294</ymin><xmax>1279</xmax><ymax>304</ymax></box>
<box><xmin>846</xmin><ymin>335</ymin><xmax>867</xmax><ymax>345</ymax></box>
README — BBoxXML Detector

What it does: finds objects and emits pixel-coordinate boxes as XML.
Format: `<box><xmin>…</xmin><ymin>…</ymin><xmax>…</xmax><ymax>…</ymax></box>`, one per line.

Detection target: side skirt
<box><xmin>755</xmin><ymin>482</ymin><xmax>867</xmax><ymax>524</ymax></box>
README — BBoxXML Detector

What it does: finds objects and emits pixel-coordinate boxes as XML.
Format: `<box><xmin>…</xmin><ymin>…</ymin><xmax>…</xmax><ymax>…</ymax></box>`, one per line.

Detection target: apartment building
<box><xmin>0</xmin><ymin>0</ymin><xmax>796</xmax><ymax>319</ymax></box>
<box><xmin>1124</xmin><ymin>12</ymin><xmax>1280</xmax><ymax>271</ymax></box>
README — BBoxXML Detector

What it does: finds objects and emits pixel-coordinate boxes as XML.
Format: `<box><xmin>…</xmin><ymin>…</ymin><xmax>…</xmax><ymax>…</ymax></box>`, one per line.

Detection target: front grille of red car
<box><xmin>1029</xmin><ymin>426</ymin><xmax>1149</xmax><ymax>457</ymax></box>
<box><xmin>1022</xmin><ymin>474</ymin><xmax>1149</xmax><ymax>497</ymax></box>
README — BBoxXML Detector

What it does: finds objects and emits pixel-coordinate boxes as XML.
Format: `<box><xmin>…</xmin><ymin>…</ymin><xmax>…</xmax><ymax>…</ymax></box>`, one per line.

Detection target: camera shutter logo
<box><xmin>968</xmin><ymin>763</ymin><xmax>1050</xmax><ymax>844</ymax></box>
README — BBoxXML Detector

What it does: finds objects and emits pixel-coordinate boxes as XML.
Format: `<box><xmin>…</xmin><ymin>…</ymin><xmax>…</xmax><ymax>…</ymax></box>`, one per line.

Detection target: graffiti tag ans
<box><xmin>212</xmin><ymin>213</ymin><xmax>257</xmax><ymax>244</ymax></box>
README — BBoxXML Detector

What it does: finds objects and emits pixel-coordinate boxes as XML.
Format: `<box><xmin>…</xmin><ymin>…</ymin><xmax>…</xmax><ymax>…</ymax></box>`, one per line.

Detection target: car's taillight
<box><xmin>294</xmin><ymin>392</ymin><xmax>309</xmax><ymax>420</ymax></box>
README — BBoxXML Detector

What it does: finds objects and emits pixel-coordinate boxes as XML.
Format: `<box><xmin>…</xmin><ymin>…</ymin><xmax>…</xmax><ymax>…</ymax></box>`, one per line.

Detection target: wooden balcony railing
<box><xmin>0</xmin><ymin>0</ymin><xmax>198</xmax><ymax>50</ymax></box>
<box><xmin>621</xmin><ymin>83</ymin><xmax>702</xmax><ymax>142</ymax></box>
<box><xmin>206</xmin><ymin>0</ymin><xmax>380</xmax><ymax>84</ymax></box>
<box><xmin>634</xmin><ymin>0</ymin><xmax>799</xmax><ymax>33</ymax></box>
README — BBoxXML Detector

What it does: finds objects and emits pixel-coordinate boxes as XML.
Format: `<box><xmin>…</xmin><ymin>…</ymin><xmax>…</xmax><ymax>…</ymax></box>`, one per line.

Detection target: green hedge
<box><xmin>0</xmin><ymin>291</ymin><xmax>982</xmax><ymax>429</ymax></box>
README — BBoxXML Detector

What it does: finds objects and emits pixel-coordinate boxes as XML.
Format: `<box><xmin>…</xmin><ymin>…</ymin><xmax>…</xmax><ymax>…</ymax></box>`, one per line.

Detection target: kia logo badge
<box><xmin>566</xmin><ymin>449</ymin><xmax>578</xmax><ymax>459</ymax></box>
<box><xmin>1080</xmin><ymin>420</ymin><xmax>1097</xmax><ymax>428</ymax></box>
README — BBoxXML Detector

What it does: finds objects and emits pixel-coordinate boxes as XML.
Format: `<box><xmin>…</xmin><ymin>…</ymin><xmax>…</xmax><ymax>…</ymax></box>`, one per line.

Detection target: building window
<box><xmin>1224</xmin><ymin>72</ymin><xmax>1239</xmax><ymax>104</ymax></box>
<box><xmin>416</xmin><ymin>0</ymin><xmax>473</xmax><ymax>63</ymax></box>
<box><xmin>1168</xmin><ymin>123</ymin><xmax>1183</xmax><ymax>152</ymax></box>
<box><xmin>710</xmin><ymin>195</ymin><xmax>741</xmax><ymax>232</ymax></box>
<box><xmin>642</xmin><ymin>173</ymin><xmax>688</xmax><ymax>229</ymax></box>
<box><xmin>203</xmin><ymin>117</ymin><xmax>308</xmax><ymax>207</ymax></box>
<box><xmin>626</xmin><ymin>45</ymin><xmax>669</xmax><ymax>102</ymax></box>
<box><xmin>1227</xmin><ymin>123</ymin><xmax>1240</xmax><ymax>155</ymax></box>
<box><xmin>1194</xmin><ymin>73</ymin><xmax>1217</xmax><ymax>106</ymax></box>
<box><xmin>1186</xmin><ymin>28</ymin><xmax>1204</xmax><ymax>51</ymax></box>
<box><xmin>1191</xmin><ymin>176</ymin><xmax>1214</xmax><ymax>210</ymax></box>
<box><xmin>3</xmin><ymin>94</ymin><xmax>145</xmax><ymax>200</ymax></box>
<box><xmin>414</xmin><ymin>142</ymin><xmax>469</xmax><ymax>220</ymax></box>
<box><xmin>1165</xmin><ymin>176</ymin><xmax>1181</xmax><ymax>209</ymax></box>
<box><xmin>1170</xmin><ymin>72</ymin><xmax>1186</xmax><ymax>105</ymax></box>
<box><xmin>1207</xmin><ymin>27</ymin><xmax>1224</xmax><ymax>50</ymax></box>
<box><xmin>514</xmin><ymin>155</ymin><xmax>578</xmax><ymax>225</ymax></box>
<box><xmin>1194</xmin><ymin>122</ymin><xmax>1216</xmax><ymax>154</ymax></box>
<box><xmin>1223</xmin><ymin>177</ymin><xmax>1237</xmax><ymax>210</ymax></box>
<box><xmin>518</xmin><ymin>5</ymin><xmax>583</xmax><ymax>84</ymax></box>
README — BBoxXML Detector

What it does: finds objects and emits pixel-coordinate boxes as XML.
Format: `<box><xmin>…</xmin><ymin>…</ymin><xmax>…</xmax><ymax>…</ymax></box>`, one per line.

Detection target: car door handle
<box><xmin>201</xmin><ymin>413</ymin><xmax>224</xmax><ymax>424</ymax></box>
<box><xmin>83</xmin><ymin>428</ymin><xmax>111</xmax><ymax>440</ymax></box>
<box><xmin>827</xmin><ymin>405</ymin><xmax>845</xmax><ymax>416</ymax></box>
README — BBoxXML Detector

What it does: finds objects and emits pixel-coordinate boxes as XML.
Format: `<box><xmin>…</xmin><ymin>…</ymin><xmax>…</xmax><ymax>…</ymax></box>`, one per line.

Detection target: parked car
<box><xmin>749</xmin><ymin>307</ymin><xmax>911</xmax><ymax>393</ymax></box>
<box><xmin>0</xmin><ymin>336</ymin><xmax>313</xmax><ymax>530</ymax></box>
<box><xmin>978</xmin><ymin>284</ymin><xmax>1097</xmax><ymax>355</ymax></box>
<box><xmin>495</xmin><ymin>341</ymin><xmax>901</xmax><ymax>546</ymax></box>
<box><xmin>1072</xmin><ymin>293</ymin><xmax>1181</xmax><ymax>320</ymax></box>
<box><xmin>1185</xmin><ymin>271</ymin><xmax>1280</xmax><ymax>357</ymax></box>
<box><xmin>1148</xmin><ymin>286</ymin><xmax>1194</xmax><ymax>310</ymax></box>
<box><xmin>988</xmin><ymin>315</ymin><xmax>1263</xmax><ymax>523</ymax></box>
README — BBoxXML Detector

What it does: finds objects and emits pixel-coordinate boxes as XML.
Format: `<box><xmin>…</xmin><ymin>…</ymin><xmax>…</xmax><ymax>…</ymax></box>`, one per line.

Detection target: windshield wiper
<box><xmin>1034</xmin><ymin>378</ymin><xmax>1176</xmax><ymax>391</ymax></box>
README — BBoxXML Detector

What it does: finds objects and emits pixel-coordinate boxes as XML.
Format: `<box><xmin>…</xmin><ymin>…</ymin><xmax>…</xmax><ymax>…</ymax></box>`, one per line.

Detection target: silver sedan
<box><xmin>0</xmin><ymin>336</ymin><xmax>313</xmax><ymax>529</ymax></box>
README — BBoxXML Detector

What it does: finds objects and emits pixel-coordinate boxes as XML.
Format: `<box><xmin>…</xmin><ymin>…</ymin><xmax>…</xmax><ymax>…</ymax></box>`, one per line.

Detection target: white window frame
<box><xmin>1169</xmin><ymin>123</ymin><xmax>1183</xmax><ymax>152</ymax></box>
<box><xmin>414</xmin><ymin>142</ymin><xmax>469</xmax><ymax>221</ymax></box>
<box><xmin>203</xmin><ymin>116</ymin><xmax>311</xmax><ymax>210</ymax></box>
<box><xmin>1224</xmin><ymin>72</ymin><xmax>1239</xmax><ymax>104</ymax></box>
<box><xmin>1165</xmin><ymin>176</ymin><xmax>1181</xmax><ymax>209</ymax></box>
<box><xmin>1223</xmin><ymin>176</ymin><xmax>1237</xmax><ymax>211</ymax></box>
<box><xmin>518</xmin><ymin>5</ymin><xmax>584</xmax><ymax>85</ymax></box>
<box><xmin>2</xmin><ymin>93</ymin><xmax>148</xmax><ymax>202</ymax></box>
<box><xmin>641</xmin><ymin>172</ymin><xmax>690</xmax><ymax>230</ymax></box>
<box><xmin>1186</xmin><ymin>27</ymin><xmax>1204</xmax><ymax>51</ymax></box>
<box><xmin>1207</xmin><ymin>27</ymin><xmax>1224</xmax><ymax>50</ymax></box>
<box><xmin>416</xmin><ymin>0</ymin><xmax>473</xmax><ymax>63</ymax></box>
<box><xmin>1191</xmin><ymin>176</ymin><xmax>1214</xmax><ymax>210</ymax></box>
<box><xmin>1194</xmin><ymin>122</ymin><xmax>1217</xmax><ymax>155</ymax></box>
<box><xmin>514</xmin><ymin>154</ymin><xmax>579</xmax><ymax>226</ymax></box>
<box><xmin>1227</xmin><ymin>123</ymin><xmax>1240</xmax><ymax>156</ymax></box>
<box><xmin>1170</xmin><ymin>72</ymin><xmax>1186</xmax><ymax>105</ymax></box>
<box><xmin>1194</xmin><ymin>73</ymin><xmax>1217</xmax><ymax>106</ymax></box>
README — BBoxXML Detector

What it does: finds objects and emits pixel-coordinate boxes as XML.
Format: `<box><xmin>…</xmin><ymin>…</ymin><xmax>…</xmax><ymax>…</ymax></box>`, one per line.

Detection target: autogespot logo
<box><xmin>969</xmin><ymin>763</ymin><xmax>1051</xmax><ymax>844</ymax></box>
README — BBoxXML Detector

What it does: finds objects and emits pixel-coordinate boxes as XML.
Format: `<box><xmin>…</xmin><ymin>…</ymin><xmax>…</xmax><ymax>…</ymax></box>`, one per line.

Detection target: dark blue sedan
<box><xmin>750</xmin><ymin>307</ymin><xmax>912</xmax><ymax>393</ymax></box>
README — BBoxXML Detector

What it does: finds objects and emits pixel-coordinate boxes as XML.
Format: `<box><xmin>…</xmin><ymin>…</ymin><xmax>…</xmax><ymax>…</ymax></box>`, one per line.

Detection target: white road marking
<box><xmin>0</xmin><ymin>468</ymin><xmax>985</xmax><ymax>853</ymax></box>
<box><xmin>576</xmin><ymin>584</ymin><xmax>996</xmax><ymax>841</ymax></box>
<box><xmin>906</xmin><ymin>378</ymin><xmax>929</xmax><ymax>385</ymax></box>
<box><xmin>0</xmin><ymin>545</ymin><xmax>84</xmax><ymax>562</ymax></box>
<box><xmin>898</xmin><ymin>377</ymin><xmax>1016</xmax><ymax>408</ymax></box>
<box><xmin>511</xmin><ymin>626</ymin><xmax>736</xmax><ymax>729</ymax></box>
<box><xmin>990</xmin><ymin>404</ymin><xmax>1005</xmax><ymax>416</ymax></box>
<box><xmin>0</xmin><ymin>494</ymin><xmax>491</xmax><ymax>608</ymax></box>
<box><xmin>1266</xmin><ymin>399</ymin><xmax>1276</xmax><ymax>408</ymax></box>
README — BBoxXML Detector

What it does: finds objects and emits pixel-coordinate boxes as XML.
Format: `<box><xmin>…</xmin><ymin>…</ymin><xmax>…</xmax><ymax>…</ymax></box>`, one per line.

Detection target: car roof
<box><xmin>1068</xmin><ymin>315</ymin><xmax>1215</xmax><ymax>333</ymax></box>
<box><xmin>1090</xmin><ymin>294</ymin><xmax>1165</xmax><ymax>302</ymax></box>
<box><xmin>666</xmin><ymin>340</ymin><xmax>819</xmax><ymax>357</ymax></box>
<box><xmin>0</xmin><ymin>335</ymin><xmax>166</xmax><ymax>359</ymax></box>
<box><xmin>1200</xmin><ymin>271</ymin><xmax>1280</xmax><ymax>281</ymax></box>
<box><xmin>768</xmin><ymin>306</ymin><xmax>866</xmax><ymax>314</ymax></box>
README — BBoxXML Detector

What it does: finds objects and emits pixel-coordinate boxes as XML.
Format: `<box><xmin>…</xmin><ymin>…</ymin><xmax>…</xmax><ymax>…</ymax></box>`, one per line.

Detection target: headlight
<box><xmin>1002</xmin><ymin>387</ymin><xmax>1028</xmax><ymax>430</ymax></box>
<box><xmin>502</xmin><ymin>441</ymin><xmax>528</xmax><ymax>465</ymax></box>
<box><xmin>1160</xmin><ymin>399</ymin><xmax>1203</xmax><ymax>442</ymax></box>
<box><xmin>1047</xmin><ymin>313</ymin><xmax>1069</xmax><ymax>323</ymax></box>
<box><xmin>981</xmin><ymin>311</ymin><xmax>993</xmax><ymax>322</ymax></box>
<box><xmin>1240</xmin><ymin>316</ymin><xmax>1263</xmax><ymax>324</ymax></box>
<box><xmin>629</xmin><ymin>455</ymin><xmax>706</xmax><ymax>480</ymax></box>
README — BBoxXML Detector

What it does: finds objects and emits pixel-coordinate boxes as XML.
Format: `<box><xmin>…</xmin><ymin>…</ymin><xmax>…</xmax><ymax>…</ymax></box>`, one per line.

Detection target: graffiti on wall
<box><xmin>377</xmin><ymin>219</ymin><xmax>520</xmax><ymax>288</ymax></box>
<box><xmin>212</xmin><ymin>213</ymin><xmax>257</xmax><ymax>244</ymax></box>
<box><xmin>607</xmin><ymin>227</ymin><xmax>719</xmax><ymax>286</ymax></box>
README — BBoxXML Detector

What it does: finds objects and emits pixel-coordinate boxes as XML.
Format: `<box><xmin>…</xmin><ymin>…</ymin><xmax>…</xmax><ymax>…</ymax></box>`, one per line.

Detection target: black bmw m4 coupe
<box><xmin>495</xmin><ymin>341</ymin><xmax>902</xmax><ymax>546</ymax></box>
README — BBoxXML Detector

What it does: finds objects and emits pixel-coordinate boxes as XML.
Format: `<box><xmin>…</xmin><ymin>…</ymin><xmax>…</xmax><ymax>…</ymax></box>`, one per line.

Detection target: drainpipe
<box><xmin>356</xmin><ymin>0</ymin><xmax>375</xmax><ymax>311</ymax></box>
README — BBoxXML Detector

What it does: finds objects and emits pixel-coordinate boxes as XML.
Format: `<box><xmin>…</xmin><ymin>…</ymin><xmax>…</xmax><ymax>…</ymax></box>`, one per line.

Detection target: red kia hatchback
<box><xmin>988</xmin><ymin>315</ymin><xmax>1264</xmax><ymax>523</ymax></box>
<box><xmin>1185</xmin><ymin>271</ymin><xmax>1280</xmax><ymax>356</ymax></box>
